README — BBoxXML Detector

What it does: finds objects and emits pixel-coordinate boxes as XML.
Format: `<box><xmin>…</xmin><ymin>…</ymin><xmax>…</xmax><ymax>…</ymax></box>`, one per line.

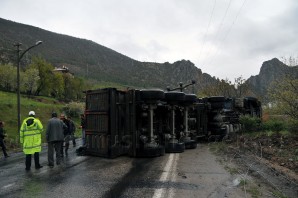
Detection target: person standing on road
<box><xmin>60</xmin><ymin>114</ymin><xmax>71</xmax><ymax>156</ymax></box>
<box><xmin>0</xmin><ymin>121</ymin><xmax>9</xmax><ymax>158</ymax></box>
<box><xmin>80</xmin><ymin>114</ymin><xmax>86</xmax><ymax>146</ymax></box>
<box><xmin>46</xmin><ymin>112</ymin><xmax>65</xmax><ymax>167</ymax></box>
<box><xmin>20</xmin><ymin>111</ymin><xmax>43</xmax><ymax>171</ymax></box>
<box><xmin>68</xmin><ymin>116</ymin><xmax>76</xmax><ymax>147</ymax></box>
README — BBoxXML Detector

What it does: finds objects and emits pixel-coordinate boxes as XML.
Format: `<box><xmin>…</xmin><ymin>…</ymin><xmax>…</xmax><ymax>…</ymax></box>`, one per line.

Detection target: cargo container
<box><xmin>84</xmin><ymin>88</ymin><xmax>131</xmax><ymax>158</ymax></box>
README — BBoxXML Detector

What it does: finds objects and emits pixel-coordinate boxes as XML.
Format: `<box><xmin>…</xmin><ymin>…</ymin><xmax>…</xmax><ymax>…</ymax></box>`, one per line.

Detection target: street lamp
<box><xmin>14</xmin><ymin>41</ymin><xmax>43</xmax><ymax>131</ymax></box>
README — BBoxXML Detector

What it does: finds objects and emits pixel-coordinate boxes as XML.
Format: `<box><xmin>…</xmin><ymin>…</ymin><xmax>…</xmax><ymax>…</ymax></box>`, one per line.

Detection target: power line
<box><xmin>197</xmin><ymin>0</ymin><xmax>217</xmax><ymax>65</ymax></box>
<box><xmin>206</xmin><ymin>0</ymin><xmax>247</xmax><ymax>67</ymax></box>
<box><xmin>201</xmin><ymin>0</ymin><xmax>233</xmax><ymax>66</ymax></box>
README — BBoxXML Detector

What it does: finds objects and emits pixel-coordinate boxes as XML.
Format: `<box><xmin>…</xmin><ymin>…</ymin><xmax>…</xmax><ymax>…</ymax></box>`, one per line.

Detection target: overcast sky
<box><xmin>1</xmin><ymin>0</ymin><xmax>297</xmax><ymax>80</ymax></box>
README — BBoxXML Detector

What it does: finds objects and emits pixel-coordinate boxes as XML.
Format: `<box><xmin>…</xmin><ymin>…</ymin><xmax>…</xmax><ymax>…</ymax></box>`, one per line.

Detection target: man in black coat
<box><xmin>80</xmin><ymin>114</ymin><xmax>86</xmax><ymax>146</ymax></box>
<box><xmin>60</xmin><ymin>114</ymin><xmax>71</xmax><ymax>156</ymax></box>
<box><xmin>68</xmin><ymin>116</ymin><xmax>76</xmax><ymax>147</ymax></box>
<box><xmin>0</xmin><ymin>121</ymin><xmax>9</xmax><ymax>158</ymax></box>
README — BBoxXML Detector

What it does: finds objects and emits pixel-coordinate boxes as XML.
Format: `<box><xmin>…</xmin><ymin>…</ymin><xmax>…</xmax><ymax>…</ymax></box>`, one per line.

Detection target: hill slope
<box><xmin>0</xmin><ymin>18</ymin><xmax>217</xmax><ymax>92</ymax></box>
<box><xmin>1</xmin><ymin>18</ymin><xmax>296</xmax><ymax>98</ymax></box>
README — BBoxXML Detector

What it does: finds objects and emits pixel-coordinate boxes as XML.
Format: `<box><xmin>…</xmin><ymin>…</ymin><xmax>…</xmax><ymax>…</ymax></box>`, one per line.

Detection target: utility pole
<box><xmin>14</xmin><ymin>41</ymin><xmax>42</xmax><ymax>131</ymax></box>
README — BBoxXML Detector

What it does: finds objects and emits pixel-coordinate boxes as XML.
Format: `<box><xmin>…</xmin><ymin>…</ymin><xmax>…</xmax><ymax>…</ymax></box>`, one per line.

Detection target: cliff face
<box><xmin>142</xmin><ymin>60</ymin><xmax>217</xmax><ymax>92</ymax></box>
<box><xmin>247</xmin><ymin>58</ymin><xmax>298</xmax><ymax>100</ymax></box>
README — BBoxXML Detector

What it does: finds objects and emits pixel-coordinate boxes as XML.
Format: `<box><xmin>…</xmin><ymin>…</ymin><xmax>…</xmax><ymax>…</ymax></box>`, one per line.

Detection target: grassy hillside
<box><xmin>0</xmin><ymin>91</ymin><xmax>82</xmax><ymax>151</ymax></box>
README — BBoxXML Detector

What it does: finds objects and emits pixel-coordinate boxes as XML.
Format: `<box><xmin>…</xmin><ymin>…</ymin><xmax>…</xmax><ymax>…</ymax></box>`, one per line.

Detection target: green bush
<box><xmin>239</xmin><ymin>115</ymin><xmax>261</xmax><ymax>132</ymax></box>
<box><xmin>288</xmin><ymin>120</ymin><xmax>298</xmax><ymax>134</ymax></box>
<box><xmin>261</xmin><ymin>119</ymin><xmax>287</xmax><ymax>132</ymax></box>
<box><xmin>62</xmin><ymin>102</ymin><xmax>85</xmax><ymax>118</ymax></box>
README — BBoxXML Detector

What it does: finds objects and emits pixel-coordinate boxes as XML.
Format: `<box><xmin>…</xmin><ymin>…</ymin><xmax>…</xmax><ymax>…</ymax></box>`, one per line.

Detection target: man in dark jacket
<box><xmin>60</xmin><ymin>114</ymin><xmax>71</xmax><ymax>156</ymax></box>
<box><xmin>0</xmin><ymin>121</ymin><xmax>9</xmax><ymax>158</ymax></box>
<box><xmin>80</xmin><ymin>114</ymin><xmax>86</xmax><ymax>146</ymax></box>
<box><xmin>68</xmin><ymin>116</ymin><xmax>76</xmax><ymax>147</ymax></box>
<box><xmin>46</xmin><ymin>112</ymin><xmax>65</xmax><ymax>167</ymax></box>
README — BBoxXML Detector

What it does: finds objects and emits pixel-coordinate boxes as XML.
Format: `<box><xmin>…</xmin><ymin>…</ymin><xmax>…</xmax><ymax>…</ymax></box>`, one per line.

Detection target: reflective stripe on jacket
<box><xmin>20</xmin><ymin>116</ymin><xmax>43</xmax><ymax>154</ymax></box>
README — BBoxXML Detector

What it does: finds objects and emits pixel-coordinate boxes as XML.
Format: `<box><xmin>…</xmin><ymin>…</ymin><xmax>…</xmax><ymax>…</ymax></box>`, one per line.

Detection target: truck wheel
<box><xmin>208</xmin><ymin>96</ymin><xmax>225</xmax><ymax>102</ymax></box>
<box><xmin>210</xmin><ymin>102</ymin><xmax>225</xmax><ymax>109</ymax></box>
<box><xmin>184</xmin><ymin>94</ymin><xmax>197</xmax><ymax>103</ymax></box>
<box><xmin>136</xmin><ymin>145</ymin><xmax>165</xmax><ymax>157</ymax></box>
<box><xmin>165</xmin><ymin>142</ymin><xmax>185</xmax><ymax>153</ymax></box>
<box><xmin>184</xmin><ymin>139</ymin><xmax>197</xmax><ymax>149</ymax></box>
<box><xmin>165</xmin><ymin>92</ymin><xmax>185</xmax><ymax>102</ymax></box>
<box><xmin>140</xmin><ymin>89</ymin><xmax>165</xmax><ymax>100</ymax></box>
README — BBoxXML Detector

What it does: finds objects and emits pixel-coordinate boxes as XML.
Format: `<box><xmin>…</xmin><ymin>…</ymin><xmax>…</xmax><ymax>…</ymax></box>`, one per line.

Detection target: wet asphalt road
<box><xmin>0</xmin><ymin>142</ymin><xmax>245</xmax><ymax>198</ymax></box>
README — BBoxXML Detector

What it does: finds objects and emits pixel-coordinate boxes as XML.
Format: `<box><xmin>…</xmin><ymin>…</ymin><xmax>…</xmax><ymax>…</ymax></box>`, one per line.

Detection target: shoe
<box><xmin>48</xmin><ymin>164</ymin><xmax>54</xmax><ymax>168</ymax></box>
<box><xmin>25</xmin><ymin>168</ymin><xmax>30</xmax><ymax>171</ymax></box>
<box><xmin>36</xmin><ymin>165</ymin><xmax>43</xmax><ymax>169</ymax></box>
<box><xmin>5</xmin><ymin>155</ymin><xmax>10</xmax><ymax>158</ymax></box>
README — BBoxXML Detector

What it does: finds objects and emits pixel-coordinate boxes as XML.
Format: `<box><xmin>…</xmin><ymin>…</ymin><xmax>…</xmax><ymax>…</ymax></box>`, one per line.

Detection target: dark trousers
<box><xmin>0</xmin><ymin>139</ymin><xmax>8</xmax><ymax>157</ymax></box>
<box><xmin>48</xmin><ymin>141</ymin><xmax>62</xmax><ymax>166</ymax></box>
<box><xmin>72</xmin><ymin>134</ymin><xmax>76</xmax><ymax>146</ymax></box>
<box><xmin>61</xmin><ymin>135</ymin><xmax>70</xmax><ymax>156</ymax></box>
<box><xmin>82</xmin><ymin>129</ymin><xmax>86</xmax><ymax>145</ymax></box>
<box><xmin>25</xmin><ymin>152</ymin><xmax>40</xmax><ymax>170</ymax></box>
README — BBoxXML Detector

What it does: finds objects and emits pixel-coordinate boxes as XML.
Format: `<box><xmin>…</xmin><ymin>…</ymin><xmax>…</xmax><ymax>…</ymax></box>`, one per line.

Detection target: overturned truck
<box><xmin>82</xmin><ymin>87</ymin><xmax>261</xmax><ymax>158</ymax></box>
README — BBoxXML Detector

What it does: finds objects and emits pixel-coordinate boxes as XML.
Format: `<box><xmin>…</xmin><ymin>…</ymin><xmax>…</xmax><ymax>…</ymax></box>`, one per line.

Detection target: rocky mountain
<box><xmin>246</xmin><ymin>58</ymin><xmax>298</xmax><ymax>100</ymax></box>
<box><xmin>0</xmin><ymin>18</ymin><xmax>216</xmax><ymax>93</ymax></box>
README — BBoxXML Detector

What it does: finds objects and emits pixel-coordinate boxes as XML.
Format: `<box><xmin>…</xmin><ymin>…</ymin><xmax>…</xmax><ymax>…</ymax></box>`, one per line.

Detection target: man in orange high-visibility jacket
<box><xmin>20</xmin><ymin>111</ymin><xmax>43</xmax><ymax>171</ymax></box>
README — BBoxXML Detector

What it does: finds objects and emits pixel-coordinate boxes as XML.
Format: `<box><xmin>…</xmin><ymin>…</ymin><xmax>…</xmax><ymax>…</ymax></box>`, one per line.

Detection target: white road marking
<box><xmin>153</xmin><ymin>153</ymin><xmax>179</xmax><ymax>198</ymax></box>
<box><xmin>2</xmin><ymin>183</ymin><xmax>15</xmax><ymax>189</ymax></box>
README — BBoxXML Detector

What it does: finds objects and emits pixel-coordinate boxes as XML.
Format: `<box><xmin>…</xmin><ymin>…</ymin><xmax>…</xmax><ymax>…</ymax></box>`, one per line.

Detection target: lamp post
<box><xmin>14</xmin><ymin>41</ymin><xmax>43</xmax><ymax>131</ymax></box>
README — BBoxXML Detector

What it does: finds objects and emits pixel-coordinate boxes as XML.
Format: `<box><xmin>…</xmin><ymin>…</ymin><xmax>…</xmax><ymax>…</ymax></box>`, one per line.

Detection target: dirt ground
<box><xmin>213</xmin><ymin>133</ymin><xmax>298</xmax><ymax>198</ymax></box>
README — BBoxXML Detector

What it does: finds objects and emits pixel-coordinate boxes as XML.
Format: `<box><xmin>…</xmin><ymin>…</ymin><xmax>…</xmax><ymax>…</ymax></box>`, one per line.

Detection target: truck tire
<box><xmin>184</xmin><ymin>94</ymin><xmax>197</xmax><ymax>103</ymax></box>
<box><xmin>165</xmin><ymin>142</ymin><xmax>185</xmax><ymax>153</ymax></box>
<box><xmin>165</xmin><ymin>92</ymin><xmax>185</xmax><ymax>102</ymax></box>
<box><xmin>140</xmin><ymin>89</ymin><xmax>165</xmax><ymax>101</ymax></box>
<box><xmin>208</xmin><ymin>96</ymin><xmax>225</xmax><ymax>102</ymax></box>
<box><xmin>136</xmin><ymin>145</ymin><xmax>165</xmax><ymax>157</ymax></box>
<box><xmin>210</xmin><ymin>102</ymin><xmax>225</xmax><ymax>109</ymax></box>
<box><xmin>184</xmin><ymin>139</ymin><xmax>197</xmax><ymax>149</ymax></box>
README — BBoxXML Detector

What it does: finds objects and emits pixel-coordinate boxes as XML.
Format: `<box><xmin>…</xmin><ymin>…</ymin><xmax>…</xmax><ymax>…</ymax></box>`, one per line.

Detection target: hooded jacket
<box><xmin>20</xmin><ymin>116</ymin><xmax>43</xmax><ymax>154</ymax></box>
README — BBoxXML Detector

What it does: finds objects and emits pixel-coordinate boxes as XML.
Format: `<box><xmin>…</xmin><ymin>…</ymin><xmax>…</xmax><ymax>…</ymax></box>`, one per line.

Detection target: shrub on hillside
<box><xmin>288</xmin><ymin>120</ymin><xmax>298</xmax><ymax>134</ymax></box>
<box><xmin>261</xmin><ymin>119</ymin><xmax>287</xmax><ymax>132</ymax></box>
<box><xmin>239</xmin><ymin>115</ymin><xmax>261</xmax><ymax>132</ymax></box>
<box><xmin>62</xmin><ymin>102</ymin><xmax>85</xmax><ymax>118</ymax></box>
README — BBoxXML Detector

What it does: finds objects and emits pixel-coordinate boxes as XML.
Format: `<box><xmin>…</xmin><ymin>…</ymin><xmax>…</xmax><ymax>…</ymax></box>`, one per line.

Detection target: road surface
<box><xmin>0</xmin><ymin>142</ymin><xmax>246</xmax><ymax>198</ymax></box>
